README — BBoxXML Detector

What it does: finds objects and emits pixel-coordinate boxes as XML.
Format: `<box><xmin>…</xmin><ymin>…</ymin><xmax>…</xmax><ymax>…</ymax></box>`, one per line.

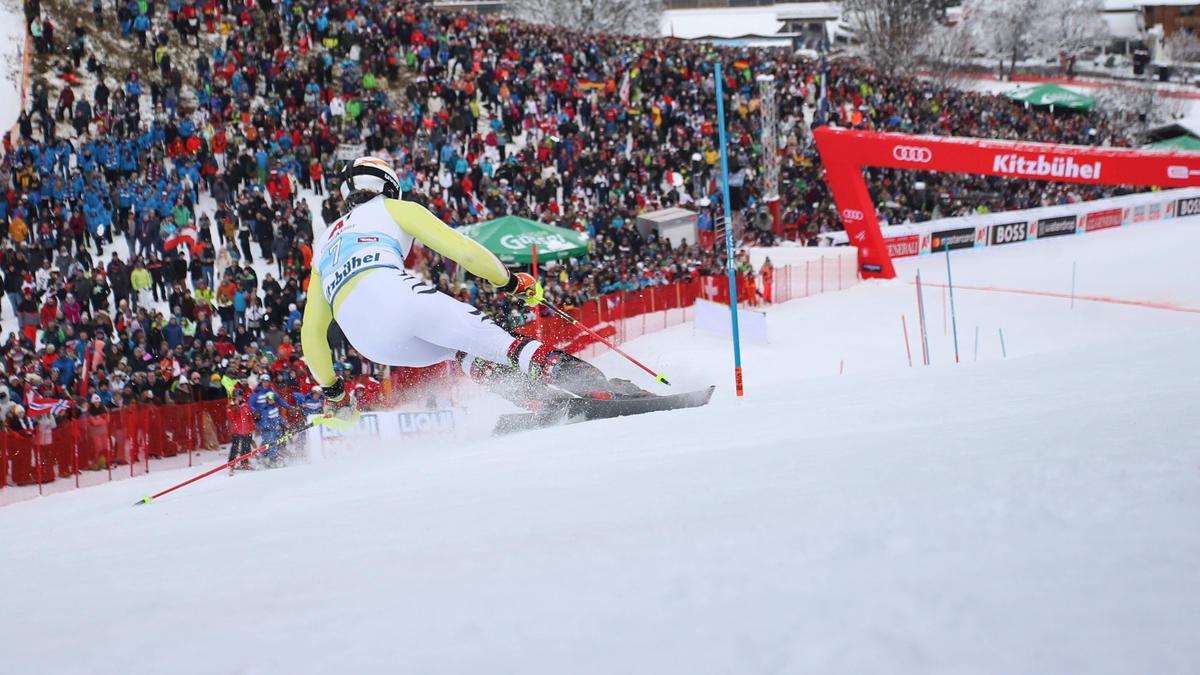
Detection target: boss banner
<box><xmin>989</xmin><ymin>221</ymin><xmax>1030</xmax><ymax>246</ymax></box>
<box><xmin>1176</xmin><ymin>195</ymin><xmax>1200</xmax><ymax>218</ymax></box>
<box><xmin>813</xmin><ymin>128</ymin><xmax>1200</xmax><ymax>278</ymax></box>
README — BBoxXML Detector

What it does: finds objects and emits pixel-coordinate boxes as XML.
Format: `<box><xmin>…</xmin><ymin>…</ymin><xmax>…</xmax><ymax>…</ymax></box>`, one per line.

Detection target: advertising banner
<box><xmin>989</xmin><ymin>221</ymin><xmax>1031</xmax><ymax>246</ymax></box>
<box><xmin>1176</xmin><ymin>195</ymin><xmax>1200</xmax><ymax>218</ymax></box>
<box><xmin>1036</xmin><ymin>215</ymin><xmax>1077</xmax><ymax>238</ymax></box>
<box><xmin>885</xmin><ymin>234</ymin><xmax>921</xmax><ymax>258</ymax></box>
<box><xmin>695</xmin><ymin>299</ymin><xmax>768</xmax><ymax>343</ymax></box>
<box><xmin>306</xmin><ymin>409</ymin><xmax>466</xmax><ymax>461</ymax></box>
<box><xmin>1084</xmin><ymin>208</ymin><xmax>1123</xmax><ymax>232</ymax></box>
<box><xmin>930</xmin><ymin>227</ymin><xmax>977</xmax><ymax>251</ymax></box>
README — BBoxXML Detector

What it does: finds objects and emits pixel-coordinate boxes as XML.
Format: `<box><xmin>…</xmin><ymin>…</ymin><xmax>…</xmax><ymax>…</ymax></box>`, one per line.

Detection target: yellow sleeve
<box><xmin>300</xmin><ymin>269</ymin><xmax>338</xmax><ymax>387</ymax></box>
<box><xmin>383</xmin><ymin>198</ymin><xmax>510</xmax><ymax>286</ymax></box>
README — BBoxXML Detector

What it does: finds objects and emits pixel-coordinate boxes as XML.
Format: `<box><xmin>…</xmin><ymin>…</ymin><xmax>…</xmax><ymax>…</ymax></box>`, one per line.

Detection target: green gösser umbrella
<box><xmin>1003</xmin><ymin>83</ymin><xmax>1096</xmax><ymax>111</ymax></box>
<box><xmin>460</xmin><ymin>215</ymin><xmax>590</xmax><ymax>264</ymax></box>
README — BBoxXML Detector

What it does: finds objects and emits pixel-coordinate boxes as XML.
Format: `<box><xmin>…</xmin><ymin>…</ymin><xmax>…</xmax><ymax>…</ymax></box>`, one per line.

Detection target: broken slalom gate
<box><xmin>132</xmin><ymin>414</ymin><xmax>353</xmax><ymax>506</ymax></box>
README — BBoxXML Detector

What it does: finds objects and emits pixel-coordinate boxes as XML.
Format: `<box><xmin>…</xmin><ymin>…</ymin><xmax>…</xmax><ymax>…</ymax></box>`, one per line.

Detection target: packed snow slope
<box><xmin>2</xmin><ymin>219</ymin><xmax>1199</xmax><ymax>674</ymax></box>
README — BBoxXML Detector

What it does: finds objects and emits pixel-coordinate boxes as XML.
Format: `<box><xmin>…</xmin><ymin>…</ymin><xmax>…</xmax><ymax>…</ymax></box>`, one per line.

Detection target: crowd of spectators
<box><xmin>0</xmin><ymin>0</ymin><xmax>1149</xmax><ymax>442</ymax></box>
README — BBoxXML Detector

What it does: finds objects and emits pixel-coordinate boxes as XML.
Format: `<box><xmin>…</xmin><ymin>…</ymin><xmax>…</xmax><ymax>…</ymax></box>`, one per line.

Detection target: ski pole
<box><xmin>538</xmin><ymin>298</ymin><xmax>670</xmax><ymax>385</ymax></box>
<box><xmin>133</xmin><ymin>421</ymin><xmax>316</xmax><ymax>506</ymax></box>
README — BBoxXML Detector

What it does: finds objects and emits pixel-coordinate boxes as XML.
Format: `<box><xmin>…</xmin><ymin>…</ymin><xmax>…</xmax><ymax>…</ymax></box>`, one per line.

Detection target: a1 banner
<box><xmin>1083</xmin><ymin>208</ymin><xmax>1122</xmax><ymax>232</ymax></box>
<box><xmin>1036</xmin><ymin>215</ymin><xmax>1077</xmax><ymax>239</ymax></box>
<box><xmin>989</xmin><ymin>221</ymin><xmax>1029</xmax><ymax>246</ymax></box>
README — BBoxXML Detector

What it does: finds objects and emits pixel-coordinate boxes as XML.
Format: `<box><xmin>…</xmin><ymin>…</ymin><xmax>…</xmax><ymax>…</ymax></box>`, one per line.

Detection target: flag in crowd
<box><xmin>25</xmin><ymin>390</ymin><xmax>71</xmax><ymax>418</ymax></box>
<box><xmin>164</xmin><ymin>225</ymin><xmax>199</xmax><ymax>253</ymax></box>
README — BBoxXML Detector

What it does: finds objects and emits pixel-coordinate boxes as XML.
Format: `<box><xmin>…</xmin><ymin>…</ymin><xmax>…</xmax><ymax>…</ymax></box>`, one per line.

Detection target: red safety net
<box><xmin>1</xmin><ymin>399</ymin><xmax>232</xmax><ymax>499</ymax></box>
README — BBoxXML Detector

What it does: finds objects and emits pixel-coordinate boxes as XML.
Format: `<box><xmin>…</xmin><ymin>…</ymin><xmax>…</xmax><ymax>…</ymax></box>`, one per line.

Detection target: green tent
<box><xmin>1003</xmin><ymin>83</ymin><xmax>1096</xmax><ymax>111</ymax></box>
<box><xmin>460</xmin><ymin>215</ymin><xmax>590</xmax><ymax>264</ymax></box>
<box><xmin>1146</xmin><ymin>135</ymin><xmax>1200</xmax><ymax>151</ymax></box>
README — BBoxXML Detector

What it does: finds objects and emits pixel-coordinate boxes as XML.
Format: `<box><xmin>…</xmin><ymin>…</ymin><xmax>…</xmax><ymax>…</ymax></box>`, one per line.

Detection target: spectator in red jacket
<box><xmin>227</xmin><ymin>388</ymin><xmax>256</xmax><ymax>469</ymax></box>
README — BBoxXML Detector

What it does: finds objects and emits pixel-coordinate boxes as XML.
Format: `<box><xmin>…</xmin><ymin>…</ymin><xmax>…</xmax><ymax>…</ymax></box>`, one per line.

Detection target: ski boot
<box><xmin>460</xmin><ymin>352</ymin><xmax>571</xmax><ymax>411</ymax></box>
<box><xmin>533</xmin><ymin>350</ymin><xmax>654</xmax><ymax>400</ymax></box>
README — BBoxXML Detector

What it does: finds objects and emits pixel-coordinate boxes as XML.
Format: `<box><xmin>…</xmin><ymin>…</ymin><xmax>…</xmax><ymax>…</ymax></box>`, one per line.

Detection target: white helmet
<box><xmin>338</xmin><ymin>157</ymin><xmax>402</xmax><ymax>200</ymax></box>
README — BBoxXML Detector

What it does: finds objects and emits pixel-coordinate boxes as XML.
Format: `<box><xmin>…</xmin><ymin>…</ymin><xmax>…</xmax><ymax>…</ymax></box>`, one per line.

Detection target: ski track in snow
<box><xmin>2</xmin><ymin>220</ymin><xmax>1199</xmax><ymax>672</ymax></box>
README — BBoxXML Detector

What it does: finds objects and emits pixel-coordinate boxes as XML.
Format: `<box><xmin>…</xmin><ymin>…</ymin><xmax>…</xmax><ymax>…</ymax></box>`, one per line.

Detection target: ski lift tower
<box><xmin>756</xmin><ymin>74</ymin><xmax>782</xmax><ymax>235</ymax></box>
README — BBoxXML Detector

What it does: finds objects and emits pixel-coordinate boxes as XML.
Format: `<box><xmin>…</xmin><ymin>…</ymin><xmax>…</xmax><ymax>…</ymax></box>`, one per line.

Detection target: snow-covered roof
<box><xmin>1105</xmin><ymin>0</ymin><xmax>1200</xmax><ymax>8</ymax></box>
<box><xmin>1103</xmin><ymin>10</ymin><xmax>1144</xmax><ymax>38</ymax></box>
<box><xmin>1147</xmin><ymin>112</ymin><xmax>1200</xmax><ymax>141</ymax></box>
<box><xmin>663</xmin><ymin>6</ymin><xmax>790</xmax><ymax>40</ymax></box>
<box><xmin>662</xmin><ymin>3</ymin><xmax>840</xmax><ymax>41</ymax></box>
<box><xmin>773</xmin><ymin>2</ymin><xmax>843</xmax><ymax>21</ymax></box>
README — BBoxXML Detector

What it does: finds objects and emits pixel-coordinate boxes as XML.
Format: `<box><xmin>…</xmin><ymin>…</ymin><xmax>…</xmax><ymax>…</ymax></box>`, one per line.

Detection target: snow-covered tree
<box><xmin>843</xmin><ymin>0</ymin><xmax>950</xmax><ymax>76</ymax></box>
<box><xmin>1164</xmin><ymin>29</ymin><xmax>1200</xmax><ymax>63</ymax></box>
<box><xmin>916</xmin><ymin>21</ymin><xmax>976</xmax><ymax>88</ymax></box>
<box><xmin>1093</xmin><ymin>83</ymin><xmax>1189</xmax><ymax>142</ymax></box>
<box><xmin>962</xmin><ymin>0</ymin><xmax>1045</xmax><ymax>80</ymax></box>
<box><xmin>1042</xmin><ymin>0</ymin><xmax>1110</xmax><ymax>60</ymax></box>
<box><xmin>963</xmin><ymin>0</ymin><xmax>1108</xmax><ymax>79</ymax></box>
<box><xmin>505</xmin><ymin>0</ymin><xmax>663</xmax><ymax>37</ymax></box>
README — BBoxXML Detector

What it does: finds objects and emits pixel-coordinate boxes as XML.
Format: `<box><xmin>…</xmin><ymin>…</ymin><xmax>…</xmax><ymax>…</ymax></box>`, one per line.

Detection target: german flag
<box><xmin>576</xmin><ymin>79</ymin><xmax>605</xmax><ymax>91</ymax></box>
<box><xmin>733</xmin><ymin>59</ymin><xmax>751</xmax><ymax>70</ymax></box>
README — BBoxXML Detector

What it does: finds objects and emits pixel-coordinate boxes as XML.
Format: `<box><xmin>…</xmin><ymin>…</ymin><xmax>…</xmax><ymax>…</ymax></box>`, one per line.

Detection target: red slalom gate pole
<box><xmin>539</xmin><ymin>298</ymin><xmax>671</xmax><ymax>385</ymax></box>
<box><xmin>901</xmin><ymin>315</ymin><xmax>913</xmax><ymax>367</ymax></box>
<box><xmin>133</xmin><ymin>422</ymin><xmax>316</xmax><ymax>506</ymax></box>
<box><xmin>916</xmin><ymin>271</ymin><xmax>930</xmax><ymax>366</ymax></box>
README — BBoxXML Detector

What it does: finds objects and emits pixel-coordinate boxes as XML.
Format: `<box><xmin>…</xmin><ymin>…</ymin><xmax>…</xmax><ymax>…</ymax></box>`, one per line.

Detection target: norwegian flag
<box><xmin>164</xmin><ymin>225</ymin><xmax>199</xmax><ymax>253</ymax></box>
<box><xmin>25</xmin><ymin>389</ymin><xmax>71</xmax><ymax>418</ymax></box>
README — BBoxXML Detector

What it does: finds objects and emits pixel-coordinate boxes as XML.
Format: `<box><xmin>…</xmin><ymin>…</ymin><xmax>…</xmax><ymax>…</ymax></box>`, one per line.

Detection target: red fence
<box><xmin>0</xmin><ymin>400</ymin><xmax>232</xmax><ymax>501</ymax></box>
<box><xmin>513</xmin><ymin>258</ymin><xmax>858</xmax><ymax>356</ymax></box>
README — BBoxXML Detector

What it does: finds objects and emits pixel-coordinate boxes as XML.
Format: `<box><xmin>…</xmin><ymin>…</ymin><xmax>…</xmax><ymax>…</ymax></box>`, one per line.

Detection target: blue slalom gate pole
<box><xmin>714</xmin><ymin>62</ymin><xmax>745</xmax><ymax>397</ymax></box>
<box><xmin>945</xmin><ymin>242</ymin><xmax>960</xmax><ymax>363</ymax></box>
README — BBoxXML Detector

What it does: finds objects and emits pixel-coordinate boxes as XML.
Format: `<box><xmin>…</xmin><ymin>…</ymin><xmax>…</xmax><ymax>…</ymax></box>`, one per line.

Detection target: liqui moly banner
<box><xmin>812</xmin><ymin>127</ymin><xmax>1200</xmax><ymax>279</ymax></box>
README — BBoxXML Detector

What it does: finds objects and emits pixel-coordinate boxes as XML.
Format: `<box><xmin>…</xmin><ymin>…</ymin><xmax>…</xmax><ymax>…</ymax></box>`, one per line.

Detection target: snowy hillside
<box><xmin>1</xmin><ymin>219</ymin><xmax>1198</xmax><ymax>673</ymax></box>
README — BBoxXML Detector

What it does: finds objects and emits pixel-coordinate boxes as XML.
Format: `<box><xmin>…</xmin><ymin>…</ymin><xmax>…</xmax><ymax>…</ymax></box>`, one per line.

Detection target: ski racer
<box><xmin>300</xmin><ymin>157</ymin><xmax>646</xmax><ymax>418</ymax></box>
<box><xmin>227</xmin><ymin>387</ymin><xmax>257</xmax><ymax>470</ymax></box>
<box><xmin>292</xmin><ymin>385</ymin><xmax>325</xmax><ymax>416</ymax></box>
<box><xmin>249</xmin><ymin>379</ymin><xmax>291</xmax><ymax>458</ymax></box>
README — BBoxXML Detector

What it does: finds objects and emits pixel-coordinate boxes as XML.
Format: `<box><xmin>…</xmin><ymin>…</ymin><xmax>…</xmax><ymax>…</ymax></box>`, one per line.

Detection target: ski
<box><xmin>493</xmin><ymin>386</ymin><xmax>715</xmax><ymax>436</ymax></box>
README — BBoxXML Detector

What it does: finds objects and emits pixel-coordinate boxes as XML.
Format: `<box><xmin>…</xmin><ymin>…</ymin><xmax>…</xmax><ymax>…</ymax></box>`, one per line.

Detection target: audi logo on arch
<box><xmin>841</xmin><ymin>209</ymin><xmax>864</xmax><ymax>221</ymax></box>
<box><xmin>892</xmin><ymin>145</ymin><xmax>933</xmax><ymax>163</ymax></box>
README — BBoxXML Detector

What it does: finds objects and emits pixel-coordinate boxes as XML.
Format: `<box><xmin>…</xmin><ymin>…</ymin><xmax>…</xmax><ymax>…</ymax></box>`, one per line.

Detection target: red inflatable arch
<box><xmin>812</xmin><ymin>127</ymin><xmax>1200</xmax><ymax>279</ymax></box>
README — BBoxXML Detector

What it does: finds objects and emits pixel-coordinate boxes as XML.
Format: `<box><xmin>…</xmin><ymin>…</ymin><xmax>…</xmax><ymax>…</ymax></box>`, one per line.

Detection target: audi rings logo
<box><xmin>892</xmin><ymin>145</ymin><xmax>933</xmax><ymax>163</ymax></box>
<box><xmin>841</xmin><ymin>209</ymin><xmax>864</xmax><ymax>221</ymax></box>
